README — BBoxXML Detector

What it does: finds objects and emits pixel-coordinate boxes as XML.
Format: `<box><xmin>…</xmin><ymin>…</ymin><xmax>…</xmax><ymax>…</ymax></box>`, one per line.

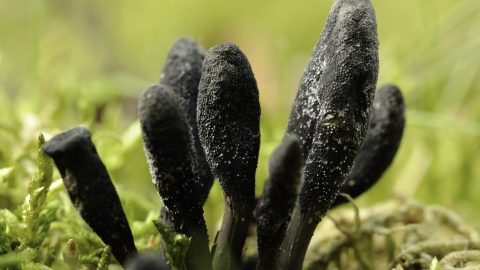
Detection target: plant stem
<box><xmin>211</xmin><ymin>196</ymin><xmax>252</xmax><ymax>270</ymax></box>
<box><xmin>277</xmin><ymin>208</ymin><xmax>318</xmax><ymax>269</ymax></box>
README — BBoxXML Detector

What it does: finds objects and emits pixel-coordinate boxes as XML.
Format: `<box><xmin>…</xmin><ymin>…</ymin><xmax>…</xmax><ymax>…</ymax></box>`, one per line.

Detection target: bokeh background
<box><xmin>1</xmin><ymin>0</ymin><xmax>480</xmax><ymax>235</ymax></box>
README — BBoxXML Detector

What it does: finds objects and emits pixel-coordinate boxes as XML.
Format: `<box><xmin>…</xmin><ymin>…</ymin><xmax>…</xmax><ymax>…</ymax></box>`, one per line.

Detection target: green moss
<box><xmin>152</xmin><ymin>220</ymin><xmax>190</xmax><ymax>270</ymax></box>
<box><xmin>18</xmin><ymin>134</ymin><xmax>53</xmax><ymax>252</ymax></box>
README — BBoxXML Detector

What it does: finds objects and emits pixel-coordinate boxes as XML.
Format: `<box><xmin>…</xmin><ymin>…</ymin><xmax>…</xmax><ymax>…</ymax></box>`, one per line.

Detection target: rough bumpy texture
<box><xmin>197</xmin><ymin>42</ymin><xmax>260</xmax><ymax>202</ymax></box>
<box><xmin>197</xmin><ymin>42</ymin><xmax>260</xmax><ymax>270</ymax></box>
<box><xmin>42</xmin><ymin>127</ymin><xmax>137</xmax><ymax>267</ymax></box>
<box><xmin>160</xmin><ymin>38</ymin><xmax>213</xmax><ymax>204</ymax></box>
<box><xmin>332</xmin><ymin>84</ymin><xmax>405</xmax><ymax>207</ymax></box>
<box><xmin>138</xmin><ymin>84</ymin><xmax>211</xmax><ymax>270</ymax></box>
<box><xmin>285</xmin><ymin>0</ymin><xmax>378</xmax><ymax>162</ymax></box>
<box><xmin>289</xmin><ymin>0</ymin><xmax>379</xmax><ymax>220</ymax></box>
<box><xmin>256</xmin><ymin>136</ymin><xmax>302</xmax><ymax>270</ymax></box>
<box><xmin>279</xmin><ymin>0</ymin><xmax>379</xmax><ymax>268</ymax></box>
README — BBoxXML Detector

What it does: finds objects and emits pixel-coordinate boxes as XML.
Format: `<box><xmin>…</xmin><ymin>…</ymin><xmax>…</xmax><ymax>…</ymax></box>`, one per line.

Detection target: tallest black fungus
<box><xmin>279</xmin><ymin>0</ymin><xmax>379</xmax><ymax>268</ymax></box>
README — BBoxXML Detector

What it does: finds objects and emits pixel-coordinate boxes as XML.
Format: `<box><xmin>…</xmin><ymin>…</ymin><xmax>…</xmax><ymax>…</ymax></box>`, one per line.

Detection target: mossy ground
<box><xmin>306</xmin><ymin>198</ymin><xmax>479</xmax><ymax>269</ymax></box>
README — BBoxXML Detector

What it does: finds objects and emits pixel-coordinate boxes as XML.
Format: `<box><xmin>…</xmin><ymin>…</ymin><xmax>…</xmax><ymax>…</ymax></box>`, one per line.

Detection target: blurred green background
<box><xmin>1</xmin><ymin>0</ymin><xmax>480</xmax><ymax>236</ymax></box>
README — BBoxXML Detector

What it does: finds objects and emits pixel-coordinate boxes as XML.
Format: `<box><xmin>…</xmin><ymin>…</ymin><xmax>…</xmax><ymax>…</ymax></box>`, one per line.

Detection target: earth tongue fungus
<box><xmin>42</xmin><ymin>127</ymin><xmax>137</xmax><ymax>267</ymax></box>
<box><xmin>197</xmin><ymin>41</ymin><xmax>261</xmax><ymax>270</ymax></box>
<box><xmin>159</xmin><ymin>38</ymin><xmax>213</xmax><ymax>204</ymax></box>
<box><xmin>279</xmin><ymin>0</ymin><xmax>379</xmax><ymax>268</ymax></box>
<box><xmin>41</xmin><ymin>0</ymin><xmax>409</xmax><ymax>269</ymax></box>
<box><xmin>138</xmin><ymin>84</ymin><xmax>212</xmax><ymax>270</ymax></box>
<box><xmin>154</xmin><ymin>37</ymin><xmax>212</xmax><ymax>267</ymax></box>
<box><xmin>256</xmin><ymin>135</ymin><xmax>303</xmax><ymax>270</ymax></box>
<box><xmin>332</xmin><ymin>84</ymin><xmax>405</xmax><ymax>207</ymax></box>
<box><xmin>125</xmin><ymin>253</ymin><xmax>169</xmax><ymax>270</ymax></box>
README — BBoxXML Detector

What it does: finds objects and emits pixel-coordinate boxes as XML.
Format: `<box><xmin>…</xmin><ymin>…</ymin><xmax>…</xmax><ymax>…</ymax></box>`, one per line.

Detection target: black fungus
<box><xmin>256</xmin><ymin>135</ymin><xmax>302</xmax><ymax>270</ymax></box>
<box><xmin>241</xmin><ymin>253</ymin><xmax>258</xmax><ymax>270</ymax></box>
<box><xmin>279</xmin><ymin>0</ymin><xmax>379</xmax><ymax>268</ymax></box>
<box><xmin>125</xmin><ymin>253</ymin><xmax>168</xmax><ymax>270</ymax></box>
<box><xmin>298</xmin><ymin>0</ymin><xmax>378</xmax><ymax>220</ymax></box>
<box><xmin>138</xmin><ymin>84</ymin><xmax>211</xmax><ymax>270</ymax></box>
<box><xmin>332</xmin><ymin>84</ymin><xmax>405</xmax><ymax>207</ymax></box>
<box><xmin>42</xmin><ymin>127</ymin><xmax>137</xmax><ymax>266</ymax></box>
<box><xmin>294</xmin><ymin>0</ymin><xmax>378</xmax><ymax>222</ymax></box>
<box><xmin>197</xmin><ymin>42</ymin><xmax>260</xmax><ymax>270</ymax></box>
<box><xmin>160</xmin><ymin>38</ymin><xmax>213</xmax><ymax>205</ymax></box>
<box><xmin>285</xmin><ymin>0</ymin><xmax>379</xmax><ymax>162</ymax></box>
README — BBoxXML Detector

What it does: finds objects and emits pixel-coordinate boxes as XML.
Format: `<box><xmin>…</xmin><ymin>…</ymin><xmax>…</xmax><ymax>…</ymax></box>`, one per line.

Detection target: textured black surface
<box><xmin>332</xmin><ymin>84</ymin><xmax>405</xmax><ymax>207</ymax></box>
<box><xmin>279</xmin><ymin>0</ymin><xmax>379</xmax><ymax>268</ymax></box>
<box><xmin>286</xmin><ymin>0</ymin><xmax>379</xmax><ymax>220</ymax></box>
<box><xmin>42</xmin><ymin>127</ymin><xmax>137</xmax><ymax>266</ymax></box>
<box><xmin>256</xmin><ymin>136</ymin><xmax>302</xmax><ymax>269</ymax></box>
<box><xmin>138</xmin><ymin>84</ymin><xmax>203</xmax><ymax>230</ymax></box>
<box><xmin>160</xmin><ymin>38</ymin><xmax>213</xmax><ymax>204</ymax></box>
<box><xmin>138</xmin><ymin>84</ymin><xmax>211</xmax><ymax>270</ymax></box>
<box><xmin>285</xmin><ymin>0</ymin><xmax>378</xmax><ymax>160</ymax></box>
<box><xmin>125</xmin><ymin>253</ymin><xmax>168</xmax><ymax>270</ymax></box>
<box><xmin>197</xmin><ymin>42</ymin><xmax>260</xmax><ymax>203</ymax></box>
<box><xmin>197</xmin><ymin>42</ymin><xmax>260</xmax><ymax>270</ymax></box>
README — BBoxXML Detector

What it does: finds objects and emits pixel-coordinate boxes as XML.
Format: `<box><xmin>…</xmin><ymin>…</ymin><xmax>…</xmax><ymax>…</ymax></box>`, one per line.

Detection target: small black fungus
<box><xmin>160</xmin><ymin>38</ymin><xmax>213</xmax><ymax>205</ymax></box>
<box><xmin>256</xmin><ymin>135</ymin><xmax>303</xmax><ymax>270</ymax></box>
<box><xmin>125</xmin><ymin>253</ymin><xmax>168</xmax><ymax>270</ymax></box>
<box><xmin>197</xmin><ymin>42</ymin><xmax>261</xmax><ymax>270</ymax></box>
<box><xmin>42</xmin><ymin>127</ymin><xmax>137</xmax><ymax>267</ymax></box>
<box><xmin>138</xmin><ymin>84</ymin><xmax>211</xmax><ymax>270</ymax></box>
<box><xmin>332</xmin><ymin>84</ymin><xmax>405</xmax><ymax>207</ymax></box>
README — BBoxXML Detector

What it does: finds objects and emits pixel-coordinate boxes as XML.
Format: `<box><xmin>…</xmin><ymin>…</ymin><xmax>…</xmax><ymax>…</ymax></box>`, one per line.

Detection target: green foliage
<box><xmin>430</xmin><ymin>257</ymin><xmax>439</xmax><ymax>270</ymax></box>
<box><xmin>0</xmin><ymin>209</ymin><xmax>21</xmax><ymax>244</ymax></box>
<box><xmin>96</xmin><ymin>245</ymin><xmax>112</xmax><ymax>270</ymax></box>
<box><xmin>153</xmin><ymin>220</ymin><xmax>191</xmax><ymax>270</ymax></box>
<box><xmin>0</xmin><ymin>135</ymin><xmax>120</xmax><ymax>269</ymax></box>
<box><xmin>0</xmin><ymin>219</ymin><xmax>13</xmax><ymax>254</ymax></box>
<box><xmin>62</xmin><ymin>239</ymin><xmax>79</xmax><ymax>270</ymax></box>
<box><xmin>35</xmin><ymin>201</ymin><xmax>60</xmax><ymax>249</ymax></box>
<box><xmin>0</xmin><ymin>253</ymin><xmax>26</xmax><ymax>269</ymax></box>
<box><xmin>0</xmin><ymin>136</ymin><xmax>57</xmax><ymax>268</ymax></box>
<box><xmin>18</xmin><ymin>134</ymin><xmax>53</xmax><ymax>252</ymax></box>
<box><xmin>0</xmin><ymin>167</ymin><xmax>13</xmax><ymax>188</ymax></box>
